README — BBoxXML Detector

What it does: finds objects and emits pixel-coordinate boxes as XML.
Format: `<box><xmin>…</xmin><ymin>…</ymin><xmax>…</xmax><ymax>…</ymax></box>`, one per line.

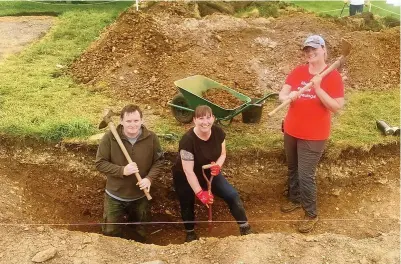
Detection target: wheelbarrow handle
<box><xmin>254</xmin><ymin>92</ymin><xmax>279</xmax><ymax>105</ymax></box>
<box><xmin>167</xmin><ymin>102</ymin><xmax>195</xmax><ymax>112</ymax></box>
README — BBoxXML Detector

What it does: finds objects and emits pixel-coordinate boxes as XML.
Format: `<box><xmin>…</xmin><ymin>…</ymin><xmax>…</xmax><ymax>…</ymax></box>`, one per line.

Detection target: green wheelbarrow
<box><xmin>168</xmin><ymin>75</ymin><xmax>278</xmax><ymax>125</ymax></box>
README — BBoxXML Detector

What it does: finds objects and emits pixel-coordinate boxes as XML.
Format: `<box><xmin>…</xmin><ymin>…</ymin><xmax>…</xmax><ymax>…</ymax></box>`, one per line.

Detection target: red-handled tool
<box><xmin>202</xmin><ymin>163</ymin><xmax>217</xmax><ymax>233</ymax></box>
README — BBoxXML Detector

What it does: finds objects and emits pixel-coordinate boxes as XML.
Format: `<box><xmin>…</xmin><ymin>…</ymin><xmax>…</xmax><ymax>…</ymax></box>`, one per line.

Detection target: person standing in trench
<box><xmin>95</xmin><ymin>104</ymin><xmax>163</xmax><ymax>242</ymax></box>
<box><xmin>279</xmin><ymin>35</ymin><xmax>345</xmax><ymax>233</ymax></box>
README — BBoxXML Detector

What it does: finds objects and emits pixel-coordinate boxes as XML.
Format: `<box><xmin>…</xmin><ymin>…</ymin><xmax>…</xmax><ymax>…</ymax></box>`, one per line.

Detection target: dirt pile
<box><xmin>70</xmin><ymin>2</ymin><xmax>399</xmax><ymax>113</ymax></box>
<box><xmin>2</xmin><ymin>226</ymin><xmax>399</xmax><ymax>264</ymax></box>
<box><xmin>335</xmin><ymin>12</ymin><xmax>400</xmax><ymax>32</ymax></box>
<box><xmin>345</xmin><ymin>26</ymin><xmax>400</xmax><ymax>90</ymax></box>
<box><xmin>202</xmin><ymin>88</ymin><xmax>244</xmax><ymax>109</ymax></box>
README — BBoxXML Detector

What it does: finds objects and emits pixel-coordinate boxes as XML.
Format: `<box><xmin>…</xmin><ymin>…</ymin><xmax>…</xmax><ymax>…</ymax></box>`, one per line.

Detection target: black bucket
<box><xmin>242</xmin><ymin>98</ymin><xmax>263</xmax><ymax>123</ymax></box>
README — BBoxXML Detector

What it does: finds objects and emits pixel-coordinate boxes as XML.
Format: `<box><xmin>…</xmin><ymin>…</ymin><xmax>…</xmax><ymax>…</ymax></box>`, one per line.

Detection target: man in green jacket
<box><xmin>95</xmin><ymin>104</ymin><xmax>163</xmax><ymax>241</ymax></box>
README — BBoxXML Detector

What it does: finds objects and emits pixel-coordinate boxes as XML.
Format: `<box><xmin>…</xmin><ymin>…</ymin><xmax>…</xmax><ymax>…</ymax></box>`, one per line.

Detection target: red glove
<box><xmin>210</xmin><ymin>161</ymin><xmax>221</xmax><ymax>176</ymax></box>
<box><xmin>196</xmin><ymin>190</ymin><xmax>214</xmax><ymax>205</ymax></box>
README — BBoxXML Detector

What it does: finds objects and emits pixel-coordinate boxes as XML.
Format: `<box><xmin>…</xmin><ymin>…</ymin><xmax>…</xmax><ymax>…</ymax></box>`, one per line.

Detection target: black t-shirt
<box><xmin>172</xmin><ymin>125</ymin><xmax>226</xmax><ymax>182</ymax></box>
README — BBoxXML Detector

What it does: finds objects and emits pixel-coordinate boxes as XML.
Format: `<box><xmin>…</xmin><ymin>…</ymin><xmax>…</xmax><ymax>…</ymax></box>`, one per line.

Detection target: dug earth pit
<box><xmin>0</xmin><ymin>139</ymin><xmax>399</xmax><ymax>263</ymax></box>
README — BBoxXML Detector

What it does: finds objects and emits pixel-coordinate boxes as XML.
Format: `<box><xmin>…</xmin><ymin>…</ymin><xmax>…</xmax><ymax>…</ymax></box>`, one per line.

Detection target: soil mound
<box><xmin>70</xmin><ymin>2</ymin><xmax>400</xmax><ymax>111</ymax></box>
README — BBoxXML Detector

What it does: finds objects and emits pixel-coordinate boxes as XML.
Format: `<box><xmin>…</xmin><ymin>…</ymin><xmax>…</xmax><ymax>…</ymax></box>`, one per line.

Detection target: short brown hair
<box><xmin>120</xmin><ymin>104</ymin><xmax>143</xmax><ymax>119</ymax></box>
<box><xmin>194</xmin><ymin>105</ymin><xmax>213</xmax><ymax>118</ymax></box>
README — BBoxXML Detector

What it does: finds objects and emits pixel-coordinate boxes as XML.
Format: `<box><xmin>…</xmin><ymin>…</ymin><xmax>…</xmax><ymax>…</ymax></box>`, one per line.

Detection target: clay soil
<box><xmin>1</xmin><ymin>3</ymin><xmax>400</xmax><ymax>264</ymax></box>
<box><xmin>70</xmin><ymin>2</ymin><xmax>400</xmax><ymax>113</ymax></box>
<box><xmin>202</xmin><ymin>88</ymin><xmax>244</xmax><ymax>109</ymax></box>
<box><xmin>0</xmin><ymin>139</ymin><xmax>399</xmax><ymax>263</ymax></box>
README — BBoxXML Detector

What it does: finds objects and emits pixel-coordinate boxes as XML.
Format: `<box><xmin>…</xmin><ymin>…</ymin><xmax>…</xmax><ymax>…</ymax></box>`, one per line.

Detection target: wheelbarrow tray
<box><xmin>174</xmin><ymin>75</ymin><xmax>251</xmax><ymax>120</ymax></box>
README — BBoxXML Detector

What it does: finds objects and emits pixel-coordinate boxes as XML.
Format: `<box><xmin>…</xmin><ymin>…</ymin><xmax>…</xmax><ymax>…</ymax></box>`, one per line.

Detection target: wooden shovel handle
<box><xmin>201</xmin><ymin>165</ymin><xmax>214</xmax><ymax>232</ymax></box>
<box><xmin>108</xmin><ymin>122</ymin><xmax>152</xmax><ymax>200</ymax></box>
<box><xmin>202</xmin><ymin>164</ymin><xmax>214</xmax><ymax>169</ymax></box>
<box><xmin>268</xmin><ymin>57</ymin><xmax>343</xmax><ymax>117</ymax></box>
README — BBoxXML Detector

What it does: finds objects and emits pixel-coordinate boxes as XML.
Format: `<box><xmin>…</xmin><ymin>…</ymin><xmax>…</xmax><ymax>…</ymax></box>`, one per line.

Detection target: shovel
<box><xmin>340</xmin><ymin>2</ymin><xmax>347</xmax><ymax>17</ymax></box>
<box><xmin>268</xmin><ymin>38</ymin><xmax>352</xmax><ymax>117</ymax></box>
<box><xmin>201</xmin><ymin>163</ymin><xmax>216</xmax><ymax>233</ymax></box>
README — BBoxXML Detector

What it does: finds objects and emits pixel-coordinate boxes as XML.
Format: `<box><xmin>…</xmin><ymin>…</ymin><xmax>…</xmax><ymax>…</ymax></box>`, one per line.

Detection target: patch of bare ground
<box><xmin>0</xmin><ymin>16</ymin><xmax>54</xmax><ymax>61</ymax></box>
<box><xmin>0</xmin><ymin>137</ymin><xmax>398</xmax><ymax>263</ymax></box>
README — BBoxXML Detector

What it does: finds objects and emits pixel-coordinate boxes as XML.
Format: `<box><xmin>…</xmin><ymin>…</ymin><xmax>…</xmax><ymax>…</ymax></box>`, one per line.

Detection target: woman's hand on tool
<box><xmin>287</xmin><ymin>91</ymin><xmax>299</xmax><ymax>102</ymax></box>
<box><xmin>123</xmin><ymin>162</ymin><xmax>139</xmax><ymax>176</ymax></box>
<box><xmin>311</xmin><ymin>74</ymin><xmax>322</xmax><ymax>91</ymax></box>
<box><xmin>210</xmin><ymin>161</ymin><xmax>221</xmax><ymax>176</ymax></box>
<box><xmin>137</xmin><ymin>178</ymin><xmax>151</xmax><ymax>192</ymax></box>
<box><xmin>196</xmin><ymin>190</ymin><xmax>214</xmax><ymax>205</ymax></box>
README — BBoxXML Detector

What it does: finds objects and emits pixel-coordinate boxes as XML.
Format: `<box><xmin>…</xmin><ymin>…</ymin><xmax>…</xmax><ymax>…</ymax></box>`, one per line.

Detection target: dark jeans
<box><xmin>173</xmin><ymin>170</ymin><xmax>248</xmax><ymax>231</ymax></box>
<box><xmin>102</xmin><ymin>193</ymin><xmax>149</xmax><ymax>239</ymax></box>
<box><xmin>349</xmin><ymin>4</ymin><xmax>363</xmax><ymax>16</ymax></box>
<box><xmin>284</xmin><ymin>133</ymin><xmax>326</xmax><ymax>218</ymax></box>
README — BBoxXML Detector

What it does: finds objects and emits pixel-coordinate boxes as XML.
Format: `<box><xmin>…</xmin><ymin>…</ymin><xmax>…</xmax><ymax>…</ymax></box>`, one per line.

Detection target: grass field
<box><xmin>0</xmin><ymin>1</ymin><xmax>133</xmax><ymax>16</ymax></box>
<box><xmin>0</xmin><ymin>1</ymin><xmax>399</xmax><ymax>154</ymax></box>
<box><xmin>291</xmin><ymin>0</ymin><xmax>400</xmax><ymax>19</ymax></box>
<box><xmin>0</xmin><ymin>1</ymin><xmax>133</xmax><ymax>140</ymax></box>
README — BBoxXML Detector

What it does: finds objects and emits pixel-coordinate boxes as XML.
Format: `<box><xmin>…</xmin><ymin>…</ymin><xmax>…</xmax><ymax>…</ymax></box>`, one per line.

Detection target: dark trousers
<box><xmin>349</xmin><ymin>4</ymin><xmax>363</xmax><ymax>16</ymax></box>
<box><xmin>284</xmin><ymin>133</ymin><xmax>326</xmax><ymax>218</ymax></box>
<box><xmin>102</xmin><ymin>193</ymin><xmax>149</xmax><ymax>239</ymax></box>
<box><xmin>173</xmin><ymin>170</ymin><xmax>248</xmax><ymax>231</ymax></box>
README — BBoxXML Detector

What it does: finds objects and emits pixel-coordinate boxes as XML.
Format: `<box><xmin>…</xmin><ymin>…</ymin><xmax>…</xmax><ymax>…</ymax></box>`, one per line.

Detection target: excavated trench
<box><xmin>0</xmin><ymin>139</ymin><xmax>399</xmax><ymax>246</ymax></box>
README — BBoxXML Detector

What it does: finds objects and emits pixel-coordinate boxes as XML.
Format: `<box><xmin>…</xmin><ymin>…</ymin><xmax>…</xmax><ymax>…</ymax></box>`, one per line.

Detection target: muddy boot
<box><xmin>280</xmin><ymin>200</ymin><xmax>302</xmax><ymax>213</ymax></box>
<box><xmin>298</xmin><ymin>214</ymin><xmax>318</xmax><ymax>233</ymax></box>
<box><xmin>133</xmin><ymin>228</ymin><xmax>147</xmax><ymax>243</ymax></box>
<box><xmin>185</xmin><ymin>230</ymin><xmax>198</xmax><ymax>242</ymax></box>
<box><xmin>239</xmin><ymin>223</ymin><xmax>253</xmax><ymax>236</ymax></box>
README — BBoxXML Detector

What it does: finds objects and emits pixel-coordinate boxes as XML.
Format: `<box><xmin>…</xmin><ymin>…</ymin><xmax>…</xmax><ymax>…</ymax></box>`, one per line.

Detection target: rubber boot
<box><xmin>185</xmin><ymin>230</ymin><xmax>198</xmax><ymax>242</ymax></box>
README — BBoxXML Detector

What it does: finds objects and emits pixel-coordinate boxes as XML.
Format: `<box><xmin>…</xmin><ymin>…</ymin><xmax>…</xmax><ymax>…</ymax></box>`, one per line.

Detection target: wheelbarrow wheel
<box><xmin>171</xmin><ymin>93</ymin><xmax>193</xmax><ymax>124</ymax></box>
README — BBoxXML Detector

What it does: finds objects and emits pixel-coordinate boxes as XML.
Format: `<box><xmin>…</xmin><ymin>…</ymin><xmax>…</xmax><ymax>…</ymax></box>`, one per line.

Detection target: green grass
<box><xmin>152</xmin><ymin>88</ymin><xmax>401</xmax><ymax>155</ymax></box>
<box><xmin>291</xmin><ymin>0</ymin><xmax>400</xmax><ymax>19</ymax></box>
<box><xmin>0</xmin><ymin>1</ymin><xmax>399</xmax><ymax>156</ymax></box>
<box><xmin>330</xmin><ymin>89</ymin><xmax>400</xmax><ymax>149</ymax></box>
<box><xmin>235</xmin><ymin>2</ymin><xmax>281</xmax><ymax>18</ymax></box>
<box><xmin>0</xmin><ymin>1</ymin><xmax>132</xmax><ymax>16</ymax></box>
<box><xmin>0</xmin><ymin>1</ymin><xmax>133</xmax><ymax>140</ymax></box>
<box><xmin>161</xmin><ymin>88</ymin><xmax>401</xmax><ymax>153</ymax></box>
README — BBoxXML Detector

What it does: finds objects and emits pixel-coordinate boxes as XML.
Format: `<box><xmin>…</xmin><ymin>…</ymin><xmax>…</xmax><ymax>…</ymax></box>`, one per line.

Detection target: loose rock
<box><xmin>31</xmin><ymin>247</ymin><xmax>57</xmax><ymax>263</ymax></box>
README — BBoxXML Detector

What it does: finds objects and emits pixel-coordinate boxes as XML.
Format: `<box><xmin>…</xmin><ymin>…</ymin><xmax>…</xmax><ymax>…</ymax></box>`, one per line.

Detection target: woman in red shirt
<box><xmin>279</xmin><ymin>35</ymin><xmax>345</xmax><ymax>233</ymax></box>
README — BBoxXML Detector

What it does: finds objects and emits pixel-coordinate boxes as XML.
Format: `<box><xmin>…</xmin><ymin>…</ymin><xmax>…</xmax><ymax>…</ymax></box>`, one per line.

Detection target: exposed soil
<box><xmin>0</xmin><ymin>138</ymin><xmax>399</xmax><ymax>263</ymax></box>
<box><xmin>1</xmin><ymin>3</ymin><xmax>400</xmax><ymax>264</ymax></box>
<box><xmin>0</xmin><ymin>16</ymin><xmax>54</xmax><ymax>61</ymax></box>
<box><xmin>202</xmin><ymin>88</ymin><xmax>244</xmax><ymax>109</ymax></box>
<box><xmin>70</xmin><ymin>2</ymin><xmax>400</xmax><ymax>115</ymax></box>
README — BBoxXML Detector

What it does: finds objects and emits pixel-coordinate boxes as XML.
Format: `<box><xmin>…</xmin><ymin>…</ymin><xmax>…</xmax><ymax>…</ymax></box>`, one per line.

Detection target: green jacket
<box><xmin>95</xmin><ymin>124</ymin><xmax>163</xmax><ymax>200</ymax></box>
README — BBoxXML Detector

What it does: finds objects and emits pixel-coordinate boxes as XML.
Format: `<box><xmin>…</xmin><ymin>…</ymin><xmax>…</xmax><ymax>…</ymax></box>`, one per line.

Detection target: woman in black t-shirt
<box><xmin>172</xmin><ymin>105</ymin><xmax>252</xmax><ymax>242</ymax></box>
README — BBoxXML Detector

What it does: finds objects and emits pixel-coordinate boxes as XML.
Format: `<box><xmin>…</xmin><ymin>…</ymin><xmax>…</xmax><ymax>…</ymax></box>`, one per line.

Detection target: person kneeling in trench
<box><xmin>172</xmin><ymin>105</ymin><xmax>253</xmax><ymax>243</ymax></box>
<box><xmin>95</xmin><ymin>104</ymin><xmax>163</xmax><ymax>242</ymax></box>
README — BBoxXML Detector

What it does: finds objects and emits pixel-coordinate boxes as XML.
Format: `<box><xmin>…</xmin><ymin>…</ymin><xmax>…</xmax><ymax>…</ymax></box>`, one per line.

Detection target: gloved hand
<box><xmin>196</xmin><ymin>190</ymin><xmax>214</xmax><ymax>205</ymax></box>
<box><xmin>137</xmin><ymin>178</ymin><xmax>151</xmax><ymax>192</ymax></box>
<box><xmin>210</xmin><ymin>161</ymin><xmax>221</xmax><ymax>176</ymax></box>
